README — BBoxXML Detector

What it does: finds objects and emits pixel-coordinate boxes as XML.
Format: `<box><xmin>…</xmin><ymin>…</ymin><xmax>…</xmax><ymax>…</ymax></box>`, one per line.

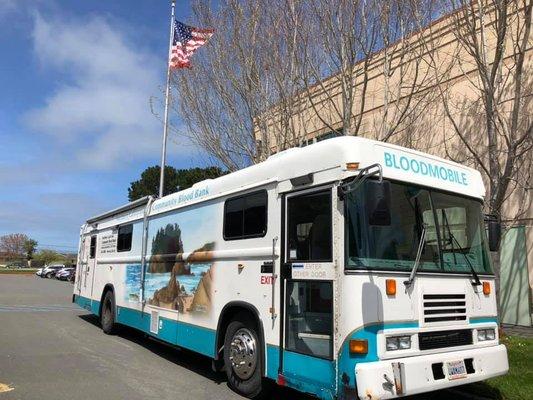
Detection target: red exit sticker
<box><xmin>261</xmin><ymin>276</ymin><xmax>276</xmax><ymax>284</ymax></box>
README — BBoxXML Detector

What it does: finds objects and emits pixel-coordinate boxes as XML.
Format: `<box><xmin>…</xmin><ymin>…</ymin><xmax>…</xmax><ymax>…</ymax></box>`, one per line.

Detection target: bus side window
<box><xmin>287</xmin><ymin>190</ymin><xmax>332</xmax><ymax>261</ymax></box>
<box><xmin>89</xmin><ymin>236</ymin><xmax>97</xmax><ymax>259</ymax></box>
<box><xmin>223</xmin><ymin>190</ymin><xmax>267</xmax><ymax>240</ymax></box>
<box><xmin>117</xmin><ymin>224</ymin><xmax>133</xmax><ymax>252</ymax></box>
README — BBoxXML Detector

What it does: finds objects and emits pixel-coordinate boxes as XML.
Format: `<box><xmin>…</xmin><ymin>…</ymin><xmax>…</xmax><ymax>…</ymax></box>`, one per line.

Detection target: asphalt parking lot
<box><xmin>0</xmin><ymin>276</ymin><xmax>480</xmax><ymax>400</ymax></box>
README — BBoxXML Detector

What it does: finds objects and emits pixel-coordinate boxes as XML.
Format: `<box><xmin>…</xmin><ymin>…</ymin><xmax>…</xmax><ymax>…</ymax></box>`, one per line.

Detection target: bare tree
<box><xmin>436</xmin><ymin>0</ymin><xmax>532</xmax><ymax>221</ymax></box>
<box><xmin>373</xmin><ymin>0</ymin><xmax>439</xmax><ymax>143</ymax></box>
<box><xmin>296</xmin><ymin>0</ymin><xmax>378</xmax><ymax>138</ymax></box>
<box><xmin>170</xmin><ymin>0</ymin><xmax>449</xmax><ymax>166</ymax></box>
<box><xmin>171</xmin><ymin>0</ymin><xmax>314</xmax><ymax>170</ymax></box>
<box><xmin>282</xmin><ymin>0</ymin><xmax>440</xmax><ymax>146</ymax></box>
<box><xmin>0</xmin><ymin>234</ymin><xmax>28</xmax><ymax>260</ymax></box>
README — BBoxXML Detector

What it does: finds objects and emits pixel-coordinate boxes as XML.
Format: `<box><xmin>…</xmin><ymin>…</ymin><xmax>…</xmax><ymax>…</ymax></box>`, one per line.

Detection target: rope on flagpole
<box><xmin>159</xmin><ymin>0</ymin><xmax>176</xmax><ymax>198</ymax></box>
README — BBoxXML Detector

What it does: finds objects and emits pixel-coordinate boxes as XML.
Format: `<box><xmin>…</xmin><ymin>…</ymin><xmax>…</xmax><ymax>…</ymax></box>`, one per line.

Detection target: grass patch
<box><xmin>0</xmin><ymin>268</ymin><xmax>38</xmax><ymax>274</ymax></box>
<box><xmin>460</xmin><ymin>335</ymin><xmax>533</xmax><ymax>400</ymax></box>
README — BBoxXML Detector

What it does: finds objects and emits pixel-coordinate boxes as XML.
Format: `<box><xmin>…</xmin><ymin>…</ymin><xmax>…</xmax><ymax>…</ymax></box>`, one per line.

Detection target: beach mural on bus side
<box><xmin>124</xmin><ymin>203</ymin><xmax>217</xmax><ymax>314</ymax></box>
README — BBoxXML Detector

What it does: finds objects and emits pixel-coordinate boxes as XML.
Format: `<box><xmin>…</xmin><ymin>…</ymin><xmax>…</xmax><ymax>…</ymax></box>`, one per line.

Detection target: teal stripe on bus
<box><xmin>115</xmin><ymin>305</ymin><xmax>151</xmax><ymax>332</ymax></box>
<box><xmin>337</xmin><ymin>320</ymin><xmax>420</xmax><ymax>392</ymax></box>
<box><xmin>116</xmin><ymin>305</ymin><xmax>216</xmax><ymax>357</ymax></box>
<box><xmin>266</xmin><ymin>345</ymin><xmax>336</xmax><ymax>400</ymax></box>
<box><xmin>73</xmin><ymin>296</ymin><xmax>216</xmax><ymax>358</ymax></box>
<box><xmin>470</xmin><ymin>316</ymin><xmax>498</xmax><ymax>324</ymax></box>
<box><xmin>74</xmin><ymin>294</ymin><xmax>93</xmax><ymax>312</ymax></box>
<box><xmin>176</xmin><ymin>320</ymin><xmax>216</xmax><ymax>358</ymax></box>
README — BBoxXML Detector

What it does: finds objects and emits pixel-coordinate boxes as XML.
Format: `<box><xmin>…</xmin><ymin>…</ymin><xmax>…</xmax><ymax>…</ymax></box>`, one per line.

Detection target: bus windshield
<box><xmin>345</xmin><ymin>180</ymin><xmax>493</xmax><ymax>274</ymax></box>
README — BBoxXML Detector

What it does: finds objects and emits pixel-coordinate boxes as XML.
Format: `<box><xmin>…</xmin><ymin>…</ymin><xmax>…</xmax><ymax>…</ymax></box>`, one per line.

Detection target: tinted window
<box><xmin>89</xmin><ymin>236</ymin><xmax>97</xmax><ymax>259</ymax></box>
<box><xmin>345</xmin><ymin>180</ymin><xmax>491</xmax><ymax>273</ymax></box>
<box><xmin>287</xmin><ymin>190</ymin><xmax>332</xmax><ymax>261</ymax></box>
<box><xmin>117</xmin><ymin>224</ymin><xmax>133</xmax><ymax>252</ymax></box>
<box><xmin>225</xmin><ymin>197</ymin><xmax>245</xmax><ymax>238</ymax></box>
<box><xmin>224</xmin><ymin>191</ymin><xmax>267</xmax><ymax>240</ymax></box>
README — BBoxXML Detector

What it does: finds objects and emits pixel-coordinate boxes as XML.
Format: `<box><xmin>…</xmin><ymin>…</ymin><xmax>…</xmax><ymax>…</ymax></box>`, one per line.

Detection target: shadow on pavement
<box><xmin>78</xmin><ymin>314</ymin><xmax>312</xmax><ymax>399</ymax></box>
<box><xmin>79</xmin><ymin>314</ymin><xmax>498</xmax><ymax>400</ymax></box>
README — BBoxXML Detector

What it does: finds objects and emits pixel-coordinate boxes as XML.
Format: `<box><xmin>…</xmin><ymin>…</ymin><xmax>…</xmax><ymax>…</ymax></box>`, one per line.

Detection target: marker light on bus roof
<box><xmin>483</xmin><ymin>281</ymin><xmax>491</xmax><ymax>295</ymax></box>
<box><xmin>346</xmin><ymin>162</ymin><xmax>360</xmax><ymax>171</ymax></box>
<box><xmin>386</xmin><ymin>279</ymin><xmax>396</xmax><ymax>296</ymax></box>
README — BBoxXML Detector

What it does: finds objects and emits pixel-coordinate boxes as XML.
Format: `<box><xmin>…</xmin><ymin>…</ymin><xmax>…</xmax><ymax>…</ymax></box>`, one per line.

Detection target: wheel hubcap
<box><xmin>229</xmin><ymin>328</ymin><xmax>257</xmax><ymax>379</ymax></box>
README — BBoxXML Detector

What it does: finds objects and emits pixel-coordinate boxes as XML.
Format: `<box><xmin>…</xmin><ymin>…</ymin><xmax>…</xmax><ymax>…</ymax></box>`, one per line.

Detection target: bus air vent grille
<box><xmin>422</xmin><ymin>293</ymin><xmax>467</xmax><ymax>323</ymax></box>
<box><xmin>418</xmin><ymin>329</ymin><xmax>473</xmax><ymax>350</ymax></box>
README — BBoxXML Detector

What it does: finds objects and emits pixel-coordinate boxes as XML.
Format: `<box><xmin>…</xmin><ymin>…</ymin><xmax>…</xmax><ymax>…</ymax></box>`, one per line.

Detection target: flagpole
<box><xmin>159</xmin><ymin>0</ymin><xmax>176</xmax><ymax>198</ymax></box>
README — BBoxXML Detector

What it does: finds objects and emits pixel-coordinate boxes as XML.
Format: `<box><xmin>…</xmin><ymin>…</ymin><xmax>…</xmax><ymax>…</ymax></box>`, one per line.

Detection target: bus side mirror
<box><xmin>485</xmin><ymin>214</ymin><xmax>501</xmax><ymax>252</ymax></box>
<box><xmin>366</xmin><ymin>180</ymin><xmax>391</xmax><ymax>226</ymax></box>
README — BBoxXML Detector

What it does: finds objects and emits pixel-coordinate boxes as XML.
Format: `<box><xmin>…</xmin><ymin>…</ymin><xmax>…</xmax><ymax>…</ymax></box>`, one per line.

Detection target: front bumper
<box><xmin>355</xmin><ymin>345</ymin><xmax>508</xmax><ymax>399</ymax></box>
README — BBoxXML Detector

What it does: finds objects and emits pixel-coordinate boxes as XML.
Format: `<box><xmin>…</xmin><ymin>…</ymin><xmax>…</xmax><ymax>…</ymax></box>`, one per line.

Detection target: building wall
<box><xmin>256</xmin><ymin>3</ymin><xmax>533</xmax><ymax>324</ymax></box>
<box><xmin>256</xmin><ymin>4</ymin><xmax>532</xmax><ymax>213</ymax></box>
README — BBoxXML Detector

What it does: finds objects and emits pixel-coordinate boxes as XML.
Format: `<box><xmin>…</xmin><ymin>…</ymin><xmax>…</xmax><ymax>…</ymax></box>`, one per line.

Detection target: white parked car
<box><xmin>40</xmin><ymin>264</ymin><xmax>66</xmax><ymax>279</ymax></box>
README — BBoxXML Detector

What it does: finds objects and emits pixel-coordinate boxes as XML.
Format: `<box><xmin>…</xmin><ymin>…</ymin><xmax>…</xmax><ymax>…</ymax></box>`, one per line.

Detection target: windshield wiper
<box><xmin>404</xmin><ymin>224</ymin><xmax>427</xmax><ymax>288</ymax></box>
<box><xmin>447</xmin><ymin>230</ymin><xmax>482</xmax><ymax>287</ymax></box>
<box><xmin>441</xmin><ymin>210</ymin><xmax>481</xmax><ymax>286</ymax></box>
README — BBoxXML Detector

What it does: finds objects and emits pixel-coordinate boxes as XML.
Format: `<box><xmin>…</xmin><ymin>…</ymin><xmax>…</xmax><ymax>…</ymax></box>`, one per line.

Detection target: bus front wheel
<box><xmin>101</xmin><ymin>290</ymin><xmax>118</xmax><ymax>335</ymax></box>
<box><xmin>223</xmin><ymin>317</ymin><xmax>263</xmax><ymax>398</ymax></box>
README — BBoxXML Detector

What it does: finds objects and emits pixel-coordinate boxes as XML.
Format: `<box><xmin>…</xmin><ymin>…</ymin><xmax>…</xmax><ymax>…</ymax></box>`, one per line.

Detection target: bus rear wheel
<box><xmin>223</xmin><ymin>318</ymin><xmax>264</xmax><ymax>398</ymax></box>
<box><xmin>101</xmin><ymin>290</ymin><xmax>118</xmax><ymax>335</ymax></box>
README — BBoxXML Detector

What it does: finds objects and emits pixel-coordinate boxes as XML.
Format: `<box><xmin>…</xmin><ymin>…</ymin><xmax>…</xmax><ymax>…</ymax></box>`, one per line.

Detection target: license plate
<box><xmin>446</xmin><ymin>360</ymin><xmax>467</xmax><ymax>380</ymax></box>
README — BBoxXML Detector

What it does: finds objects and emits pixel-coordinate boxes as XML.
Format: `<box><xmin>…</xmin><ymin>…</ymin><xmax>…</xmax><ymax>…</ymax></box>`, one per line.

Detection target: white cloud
<box><xmin>25</xmin><ymin>12</ymin><xmax>166</xmax><ymax>169</ymax></box>
<box><xmin>0</xmin><ymin>193</ymin><xmax>112</xmax><ymax>248</ymax></box>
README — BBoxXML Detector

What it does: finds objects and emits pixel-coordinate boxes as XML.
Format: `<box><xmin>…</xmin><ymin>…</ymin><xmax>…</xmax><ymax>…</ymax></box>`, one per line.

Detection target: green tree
<box><xmin>23</xmin><ymin>239</ymin><xmax>38</xmax><ymax>267</ymax></box>
<box><xmin>33</xmin><ymin>250</ymin><xmax>67</xmax><ymax>266</ymax></box>
<box><xmin>23</xmin><ymin>239</ymin><xmax>38</xmax><ymax>259</ymax></box>
<box><xmin>128</xmin><ymin>165</ymin><xmax>225</xmax><ymax>201</ymax></box>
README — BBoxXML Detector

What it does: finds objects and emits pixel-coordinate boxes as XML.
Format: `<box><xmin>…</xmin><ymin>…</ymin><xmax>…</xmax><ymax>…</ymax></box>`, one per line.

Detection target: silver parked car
<box><xmin>40</xmin><ymin>264</ymin><xmax>66</xmax><ymax>279</ymax></box>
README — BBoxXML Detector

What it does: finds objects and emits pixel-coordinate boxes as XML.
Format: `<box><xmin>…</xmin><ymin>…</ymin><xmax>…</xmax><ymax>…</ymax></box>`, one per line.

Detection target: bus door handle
<box><xmin>270</xmin><ymin>237</ymin><xmax>278</xmax><ymax>320</ymax></box>
<box><xmin>261</xmin><ymin>261</ymin><xmax>273</xmax><ymax>273</ymax></box>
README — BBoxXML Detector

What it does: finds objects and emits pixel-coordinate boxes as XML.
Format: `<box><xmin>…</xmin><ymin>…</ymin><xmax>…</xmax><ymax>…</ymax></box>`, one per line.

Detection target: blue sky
<box><xmin>0</xmin><ymin>0</ymin><xmax>211</xmax><ymax>252</ymax></box>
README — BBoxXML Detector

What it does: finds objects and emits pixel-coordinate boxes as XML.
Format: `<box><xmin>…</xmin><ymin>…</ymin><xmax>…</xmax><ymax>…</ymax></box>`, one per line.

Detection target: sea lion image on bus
<box><xmin>73</xmin><ymin>136</ymin><xmax>508</xmax><ymax>399</ymax></box>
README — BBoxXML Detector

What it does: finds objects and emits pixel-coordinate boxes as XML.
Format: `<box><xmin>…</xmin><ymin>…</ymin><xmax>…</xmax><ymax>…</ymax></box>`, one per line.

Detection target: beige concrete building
<box><xmin>255</xmin><ymin>4</ymin><xmax>532</xmax><ymax>325</ymax></box>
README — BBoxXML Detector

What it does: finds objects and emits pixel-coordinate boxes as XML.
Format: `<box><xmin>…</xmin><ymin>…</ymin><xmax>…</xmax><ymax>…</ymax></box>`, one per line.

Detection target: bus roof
<box><xmin>86</xmin><ymin>136</ymin><xmax>485</xmax><ymax>225</ymax></box>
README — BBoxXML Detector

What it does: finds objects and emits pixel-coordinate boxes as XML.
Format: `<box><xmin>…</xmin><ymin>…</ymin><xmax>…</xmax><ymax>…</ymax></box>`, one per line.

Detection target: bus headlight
<box><xmin>399</xmin><ymin>336</ymin><xmax>412</xmax><ymax>349</ymax></box>
<box><xmin>477</xmin><ymin>328</ymin><xmax>495</xmax><ymax>341</ymax></box>
<box><xmin>386</xmin><ymin>335</ymin><xmax>411</xmax><ymax>351</ymax></box>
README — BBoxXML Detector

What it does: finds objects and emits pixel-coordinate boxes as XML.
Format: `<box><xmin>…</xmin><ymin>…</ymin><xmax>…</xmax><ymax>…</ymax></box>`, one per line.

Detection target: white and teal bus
<box><xmin>73</xmin><ymin>136</ymin><xmax>508</xmax><ymax>399</ymax></box>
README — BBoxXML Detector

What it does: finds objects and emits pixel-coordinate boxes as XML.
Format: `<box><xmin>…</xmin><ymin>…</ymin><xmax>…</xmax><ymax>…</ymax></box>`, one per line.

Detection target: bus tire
<box><xmin>223</xmin><ymin>317</ymin><xmax>264</xmax><ymax>398</ymax></box>
<box><xmin>101</xmin><ymin>290</ymin><xmax>118</xmax><ymax>335</ymax></box>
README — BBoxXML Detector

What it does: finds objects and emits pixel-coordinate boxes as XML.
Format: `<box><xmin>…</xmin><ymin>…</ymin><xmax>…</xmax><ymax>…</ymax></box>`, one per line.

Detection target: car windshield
<box><xmin>345</xmin><ymin>180</ymin><xmax>492</xmax><ymax>274</ymax></box>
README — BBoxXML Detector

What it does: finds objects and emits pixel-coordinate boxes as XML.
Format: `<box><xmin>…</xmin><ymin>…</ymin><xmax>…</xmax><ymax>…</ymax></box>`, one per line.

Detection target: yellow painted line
<box><xmin>0</xmin><ymin>383</ymin><xmax>14</xmax><ymax>393</ymax></box>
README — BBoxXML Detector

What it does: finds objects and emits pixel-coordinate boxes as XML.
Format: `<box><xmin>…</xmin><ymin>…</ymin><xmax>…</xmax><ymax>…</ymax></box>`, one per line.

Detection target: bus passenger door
<box><xmin>280</xmin><ymin>187</ymin><xmax>336</xmax><ymax>395</ymax></box>
<box><xmin>80</xmin><ymin>235</ymin><xmax>97</xmax><ymax>300</ymax></box>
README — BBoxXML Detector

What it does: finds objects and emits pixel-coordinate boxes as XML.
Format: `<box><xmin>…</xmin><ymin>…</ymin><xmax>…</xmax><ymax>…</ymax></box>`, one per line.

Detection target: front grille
<box><xmin>419</xmin><ymin>329</ymin><xmax>473</xmax><ymax>350</ymax></box>
<box><xmin>423</xmin><ymin>293</ymin><xmax>467</xmax><ymax>323</ymax></box>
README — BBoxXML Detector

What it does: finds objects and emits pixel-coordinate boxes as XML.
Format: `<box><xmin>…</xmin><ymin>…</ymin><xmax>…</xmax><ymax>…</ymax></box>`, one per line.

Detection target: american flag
<box><xmin>170</xmin><ymin>20</ymin><xmax>213</xmax><ymax>69</ymax></box>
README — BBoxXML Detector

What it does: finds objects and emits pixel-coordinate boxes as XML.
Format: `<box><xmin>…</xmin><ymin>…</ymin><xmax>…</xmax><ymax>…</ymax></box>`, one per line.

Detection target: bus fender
<box><xmin>214</xmin><ymin>301</ymin><xmax>266</xmax><ymax>376</ymax></box>
<box><xmin>98</xmin><ymin>284</ymin><xmax>115</xmax><ymax>317</ymax></box>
